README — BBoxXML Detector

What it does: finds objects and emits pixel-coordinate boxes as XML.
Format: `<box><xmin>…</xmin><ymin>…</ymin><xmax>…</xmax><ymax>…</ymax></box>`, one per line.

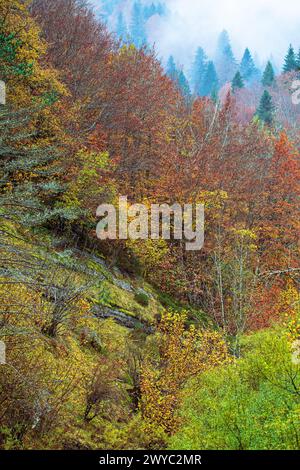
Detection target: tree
<box><xmin>130</xmin><ymin>1</ymin><xmax>147</xmax><ymax>48</ymax></box>
<box><xmin>240</xmin><ymin>48</ymin><xmax>259</xmax><ymax>83</ymax></box>
<box><xmin>116</xmin><ymin>12</ymin><xmax>127</xmax><ymax>42</ymax></box>
<box><xmin>202</xmin><ymin>61</ymin><xmax>219</xmax><ymax>97</ymax></box>
<box><xmin>1</xmin><ymin>0</ymin><xmax>64</xmax><ymax>107</ymax></box>
<box><xmin>283</xmin><ymin>45</ymin><xmax>297</xmax><ymax>73</ymax></box>
<box><xmin>166</xmin><ymin>55</ymin><xmax>177</xmax><ymax>81</ymax></box>
<box><xmin>177</xmin><ymin>70</ymin><xmax>191</xmax><ymax>102</ymax></box>
<box><xmin>0</xmin><ymin>106</ymin><xmax>67</xmax><ymax>227</ymax></box>
<box><xmin>297</xmin><ymin>48</ymin><xmax>300</xmax><ymax>70</ymax></box>
<box><xmin>256</xmin><ymin>90</ymin><xmax>275</xmax><ymax>125</ymax></box>
<box><xmin>232</xmin><ymin>71</ymin><xmax>244</xmax><ymax>92</ymax></box>
<box><xmin>191</xmin><ymin>47</ymin><xmax>207</xmax><ymax>96</ymax></box>
<box><xmin>262</xmin><ymin>61</ymin><xmax>275</xmax><ymax>87</ymax></box>
<box><xmin>215</xmin><ymin>30</ymin><xmax>237</xmax><ymax>85</ymax></box>
<box><xmin>140</xmin><ymin>312</ymin><xmax>229</xmax><ymax>435</ymax></box>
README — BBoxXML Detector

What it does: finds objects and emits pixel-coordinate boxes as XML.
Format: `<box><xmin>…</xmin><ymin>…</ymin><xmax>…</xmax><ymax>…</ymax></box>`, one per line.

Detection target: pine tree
<box><xmin>297</xmin><ymin>49</ymin><xmax>300</xmax><ymax>70</ymax></box>
<box><xmin>166</xmin><ymin>55</ymin><xmax>178</xmax><ymax>81</ymax></box>
<box><xmin>240</xmin><ymin>48</ymin><xmax>259</xmax><ymax>83</ymax></box>
<box><xmin>232</xmin><ymin>71</ymin><xmax>244</xmax><ymax>92</ymax></box>
<box><xmin>283</xmin><ymin>45</ymin><xmax>297</xmax><ymax>73</ymax></box>
<box><xmin>215</xmin><ymin>30</ymin><xmax>237</xmax><ymax>85</ymax></box>
<box><xmin>191</xmin><ymin>47</ymin><xmax>207</xmax><ymax>96</ymax></box>
<box><xmin>262</xmin><ymin>61</ymin><xmax>275</xmax><ymax>87</ymax></box>
<box><xmin>130</xmin><ymin>1</ymin><xmax>147</xmax><ymax>48</ymax></box>
<box><xmin>116</xmin><ymin>12</ymin><xmax>127</xmax><ymax>42</ymax></box>
<box><xmin>256</xmin><ymin>90</ymin><xmax>275</xmax><ymax>125</ymax></box>
<box><xmin>202</xmin><ymin>61</ymin><xmax>219</xmax><ymax>97</ymax></box>
<box><xmin>0</xmin><ymin>106</ymin><xmax>69</xmax><ymax>226</ymax></box>
<box><xmin>177</xmin><ymin>70</ymin><xmax>191</xmax><ymax>101</ymax></box>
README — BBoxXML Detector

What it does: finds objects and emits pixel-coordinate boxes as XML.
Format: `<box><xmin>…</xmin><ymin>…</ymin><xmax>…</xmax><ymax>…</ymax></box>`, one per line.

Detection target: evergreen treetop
<box><xmin>283</xmin><ymin>45</ymin><xmax>297</xmax><ymax>73</ymax></box>
<box><xmin>191</xmin><ymin>47</ymin><xmax>208</xmax><ymax>96</ymax></box>
<box><xmin>240</xmin><ymin>48</ymin><xmax>259</xmax><ymax>82</ymax></box>
<box><xmin>232</xmin><ymin>71</ymin><xmax>244</xmax><ymax>92</ymax></box>
<box><xmin>177</xmin><ymin>70</ymin><xmax>191</xmax><ymax>102</ymax></box>
<box><xmin>256</xmin><ymin>90</ymin><xmax>275</xmax><ymax>126</ymax></box>
<box><xmin>202</xmin><ymin>61</ymin><xmax>219</xmax><ymax>97</ymax></box>
<box><xmin>262</xmin><ymin>61</ymin><xmax>275</xmax><ymax>87</ymax></box>
<box><xmin>166</xmin><ymin>55</ymin><xmax>178</xmax><ymax>81</ymax></box>
<box><xmin>116</xmin><ymin>12</ymin><xmax>127</xmax><ymax>42</ymax></box>
<box><xmin>130</xmin><ymin>1</ymin><xmax>147</xmax><ymax>48</ymax></box>
<box><xmin>215</xmin><ymin>30</ymin><xmax>237</xmax><ymax>85</ymax></box>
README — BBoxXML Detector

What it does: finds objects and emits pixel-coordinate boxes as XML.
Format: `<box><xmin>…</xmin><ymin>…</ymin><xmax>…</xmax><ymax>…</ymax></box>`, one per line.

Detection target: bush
<box><xmin>169</xmin><ymin>327</ymin><xmax>300</xmax><ymax>450</ymax></box>
<box><xmin>134</xmin><ymin>291</ymin><xmax>150</xmax><ymax>307</ymax></box>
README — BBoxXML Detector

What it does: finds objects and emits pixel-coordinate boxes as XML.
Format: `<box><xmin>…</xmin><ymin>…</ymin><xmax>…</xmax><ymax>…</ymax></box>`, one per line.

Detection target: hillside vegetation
<box><xmin>0</xmin><ymin>0</ymin><xmax>299</xmax><ymax>450</ymax></box>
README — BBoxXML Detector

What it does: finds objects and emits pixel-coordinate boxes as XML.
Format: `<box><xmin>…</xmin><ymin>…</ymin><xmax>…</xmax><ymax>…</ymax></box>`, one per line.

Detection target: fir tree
<box><xmin>0</xmin><ymin>106</ymin><xmax>68</xmax><ymax>226</ymax></box>
<box><xmin>232</xmin><ymin>71</ymin><xmax>244</xmax><ymax>92</ymax></box>
<box><xmin>166</xmin><ymin>55</ymin><xmax>178</xmax><ymax>81</ymax></box>
<box><xmin>297</xmin><ymin>49</ymin><xmax>300</xmax><ymax>70</ymax></box>
<box><xmin>116</xmin><ymin>12</ymin><xmax>127</xmax><ymax>42</ymax></box>
<box><xmin>283</xmin><ymin>45</ymin><xmax>297</xmax><ymax>73</ymax></box>
<box><xmin>256</xmin><ymin>90</ymin><xmax>275</xmax><ymax>126</ymax></box>
<box><xmin>202</xmin><ymin>61</ymin><xmax>219</xmax><ymax>97</ymax></box>
<box><xmin>130</xmin><ymin>1</ymin><xmax>147</xmax><ymax>48</ymax></box>
<box><xmin>262</xmin><ymin>61</ymin><xmax>275</xmax><ymax>87</ymax></box>
<box><xmin>191</xmin><ymin>47</ymin><xmax>207</xmax><ymax>96</ymax></box>
<box><xmin>177</xmin><ymin>70</ymin><xmax>191</xmax><ymax>102</ymax></box>
<box><xmin>240</xmin><ymin>48</ymin><xmax>260</xmax><ymax>83</ymax></box>
<box><xmin>215</xmin><ymin>30</ymin><xmax>237</xmax><ymax>85</ymax></box>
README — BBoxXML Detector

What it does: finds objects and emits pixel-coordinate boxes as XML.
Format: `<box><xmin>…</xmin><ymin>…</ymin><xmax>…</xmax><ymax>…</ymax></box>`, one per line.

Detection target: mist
<box><xmin>93</xmin><ymin>0</ymin><xmax>300</xmax><ymax>72</ymax></box>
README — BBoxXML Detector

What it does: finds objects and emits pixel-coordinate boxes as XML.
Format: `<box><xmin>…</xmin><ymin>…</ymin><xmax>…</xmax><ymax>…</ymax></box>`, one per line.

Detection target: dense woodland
<box><xmin>0</xmin><ymin>0</ymin><xmax>299</xmax><ymax>450</ymax></box>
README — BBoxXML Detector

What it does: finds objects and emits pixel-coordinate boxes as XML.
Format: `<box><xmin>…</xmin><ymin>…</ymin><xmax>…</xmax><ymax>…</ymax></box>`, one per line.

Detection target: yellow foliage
<box><xmin>140</xmin><ymin>311</ymin><xmax>230</xmax><ymax>435</ymax></box>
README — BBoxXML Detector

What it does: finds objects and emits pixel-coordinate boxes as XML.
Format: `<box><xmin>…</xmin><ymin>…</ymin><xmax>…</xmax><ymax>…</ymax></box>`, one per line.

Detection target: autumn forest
<box><xmin>0</xmin><ymin>0</ymin><xmax>299</xmax><ymax>452</ymax></box>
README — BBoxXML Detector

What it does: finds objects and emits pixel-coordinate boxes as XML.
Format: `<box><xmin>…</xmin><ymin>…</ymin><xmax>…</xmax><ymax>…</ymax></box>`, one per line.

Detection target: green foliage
<box><xmin>240</xmin><ymin>48</ymin><xmax>259</xmax><ymax>82</ymax></box>
<box><xmin>191</xmin><ymin>47</ymin><xmax>207</xmax><ymax>96</ymax></box>
<box><xmin>169</xmin><ymin>327</ymin><xmax>300</xmax><ymax>450</ymax></box>
<box><xmin>0</xmin><ymin>30</ymin><xmax>33</xmax><ymax>79</ymax></box>
<box><xmin>262</xmin><ymin>61</ymin><xmax>275</xmax><ymax>87</ymax></box>
<box><xmin>256</xmin><ymin>90</ymin><xmax>275</xmax><ymax>125</ymax></box>
<box><xmin>283</xmin><ymin>44</ymin><xmax>298</xmax><ymax>73</ymax></box>
<box><xmin>0</xmin><ymin>106</ymin><xmax>66</xmax><ymax>227</ymax></box>
<box><xmin>232</xmin><ymin>71</ymin><xmax>244</xmax><ymax>92</ymax></box>
<box><xmin>202</xmin><ymin>61</ymin><xmax>219</xmax><ymax>97</ymax></box>
<box><xmin>134</xmin><ymin>290</ymin><xmax>150</xmax><ymax>307</ymax></box>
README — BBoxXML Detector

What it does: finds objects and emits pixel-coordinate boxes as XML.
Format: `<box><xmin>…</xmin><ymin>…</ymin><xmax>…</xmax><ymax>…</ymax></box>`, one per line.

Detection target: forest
<box><xmin>0</xmin><ymin>0</ymin><xmax>299</xmax><ymax>451</ymax></box>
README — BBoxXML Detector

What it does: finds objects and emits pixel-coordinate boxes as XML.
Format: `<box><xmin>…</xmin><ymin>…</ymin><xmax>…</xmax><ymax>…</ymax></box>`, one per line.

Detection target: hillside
<box><xmin>0</xmin><ymin>0</ymin><xmax>299</xmax><ymax>452</ymax></box>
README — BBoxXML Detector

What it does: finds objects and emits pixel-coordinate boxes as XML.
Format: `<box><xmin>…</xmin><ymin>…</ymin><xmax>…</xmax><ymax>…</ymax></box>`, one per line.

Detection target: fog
<box><xmin>93</xmin><ymin>0</ymin><xmax>300</xmax><ymax>71</ymax></box>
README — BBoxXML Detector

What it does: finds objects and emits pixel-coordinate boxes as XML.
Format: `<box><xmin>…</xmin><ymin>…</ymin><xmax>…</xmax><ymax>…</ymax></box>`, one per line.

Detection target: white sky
<box><xmin>94</xmin><ymin>0</ymin><xmax>300</xmax><ymax>70</ymax></box>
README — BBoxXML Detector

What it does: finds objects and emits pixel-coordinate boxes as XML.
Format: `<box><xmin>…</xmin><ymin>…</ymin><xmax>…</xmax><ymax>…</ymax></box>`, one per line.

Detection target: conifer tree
<box><xmin>215</xmin><ymin>30</ymin><xmax>237</xmax><ymax>85</ymax></box>
<box><xmin>232</xmin><ymin>71</ymin><xmax>244</xmax><ymax>92</ymax></box>
<box><xmin>0</xmin><ymin>106</ymin><xmax>71</xmax><ymax>226</ymax></box>
<box><xmin>240</xmin><ymin>48</ymin><xmax>260</xmax><ymax>83</ymax></box>
<box><xmin>202</xmin><ymin>61</ymin><xmax>219</xmax><ymax>97</ymax></box>
<box><xmin>283</xmin><ymin>45</ymin><xmax>297</xmax><ymax>73</ymax></box>
<box><xmin>166</xmin><ymin>55</ymin><xmax>178</xmax><ymax>81</ymax></box>
<box><xmin>116</xmin><ymin>12</ymin><xmax>127</xmax><ymax>42</ymax></box>
<box><xmin>177</xmin><ymin>70</ymin><xmax>191</xmax><ymax>102</ymax></box>
<box><xmin>191</xmin><ymin>47</ymin><xmax>207</xmax><ymax>96</ymax></box>
<box><xmin>262</xmin><ymin>61</ymin><xmax>275</xmax><ymax>87</ymax></box>
<box><xmin>256</xmin><ymin>90</ymin><xmax>275</xmax><ymax>126</ymax></box>
<box><xmin>297</xmin><ymin>49</ymin><xmax>300</xmax><ymax>70</ymax></box>
<box><xmin>130</xmin><ymin>1</ymin><xmax>147</xmax><ymax>48</ymax></box>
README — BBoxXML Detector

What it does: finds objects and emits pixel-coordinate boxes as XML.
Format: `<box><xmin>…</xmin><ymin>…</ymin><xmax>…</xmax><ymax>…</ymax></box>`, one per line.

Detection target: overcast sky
<box><xmin>94</xmin><ymin>0</ymin><xmax>300</xmax><ymax>70</ymax></box>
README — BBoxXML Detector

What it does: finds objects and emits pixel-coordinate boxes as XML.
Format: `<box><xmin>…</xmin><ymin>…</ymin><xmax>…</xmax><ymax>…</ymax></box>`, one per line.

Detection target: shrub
<box><xmin>134</xmin><ymin>291</ymin><xmax>150</xmax><ymax>307</ymax></box>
